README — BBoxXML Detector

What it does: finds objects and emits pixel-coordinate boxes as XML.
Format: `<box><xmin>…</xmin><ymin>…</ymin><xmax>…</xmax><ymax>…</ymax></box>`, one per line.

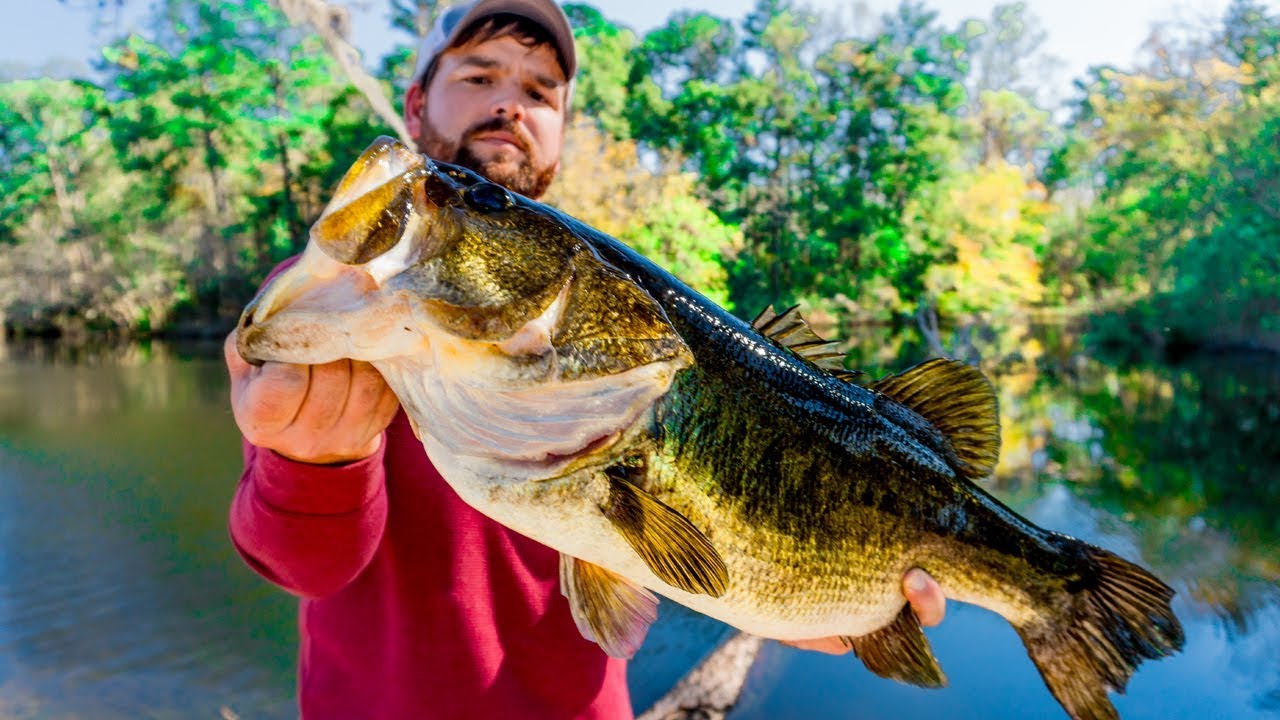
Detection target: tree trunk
<box><xmin>637</xmin><ymin>632</ymin><xmax>765</xmax><ymax>720</ymax></box>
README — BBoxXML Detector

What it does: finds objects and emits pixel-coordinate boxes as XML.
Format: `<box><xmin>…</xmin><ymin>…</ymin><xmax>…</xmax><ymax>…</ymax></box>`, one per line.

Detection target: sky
<box><xmin>2</xmin><ymin>0</ymin><xmax>1274</xmax><ymax>101</ymax></box>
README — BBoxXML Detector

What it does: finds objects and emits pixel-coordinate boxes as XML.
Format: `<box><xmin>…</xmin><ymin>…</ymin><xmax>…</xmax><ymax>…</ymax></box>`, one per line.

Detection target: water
<box><xmin>0</xmin><ymin>329</ymin><xmax>1276</xmax><ymax>719</ymax></box>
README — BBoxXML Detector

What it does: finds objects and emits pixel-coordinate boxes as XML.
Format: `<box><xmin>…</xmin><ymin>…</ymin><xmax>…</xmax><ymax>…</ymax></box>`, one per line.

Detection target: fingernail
<box><xmin>905</xmin><ymin>569</ymin><xmax>928</xmax><ymax>594</ymax></box>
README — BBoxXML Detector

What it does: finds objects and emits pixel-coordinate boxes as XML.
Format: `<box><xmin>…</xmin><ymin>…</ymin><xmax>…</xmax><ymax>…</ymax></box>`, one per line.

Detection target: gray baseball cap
<box><xmin>409</xmin><ymin>0</ymin><xmax>578</xmax><ymax>88</ymax></box>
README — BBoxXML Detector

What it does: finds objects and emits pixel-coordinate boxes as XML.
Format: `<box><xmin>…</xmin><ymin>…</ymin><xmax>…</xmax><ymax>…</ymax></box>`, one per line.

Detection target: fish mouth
<box><xmin>539</xmin><ymin>431</ymin><xmax>623</xmax><ymax>471</ymax></box>
<box><xmin>234</xmin><ymin>243</ymin><xmax>422</xmax><ymax>368</ymax></box>
<box><xmin>235</xmin><ymin>137</ymin><xmax>469</xmax><ymax>368</ymax></box>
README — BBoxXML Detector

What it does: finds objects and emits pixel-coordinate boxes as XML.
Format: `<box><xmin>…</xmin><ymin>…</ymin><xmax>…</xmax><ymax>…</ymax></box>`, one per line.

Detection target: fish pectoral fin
<box><xmin>600</xmin><ymin>471</ymin><xmax>729</xmax><ymax>598</ymax></box>
<box><xmin>842</xmin><ymin>604</ymin><xmax>947</xmax><ymax>689</ymax></box>
<box><xmin>558</xmin><ymin>553</ymin><xmax>658</xmax><ymax>659</ymax></box>
<box><xmin>868</xmin><ymin>358</ymin><xmax>1000</xmax><ymax>481</ymax></box>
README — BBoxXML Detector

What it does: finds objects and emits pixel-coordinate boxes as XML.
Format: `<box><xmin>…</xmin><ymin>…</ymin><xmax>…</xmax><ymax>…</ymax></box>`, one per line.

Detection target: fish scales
<box><xmin>236</xmin><ymin>137</ymin><xmax>1185</xmax><ymax>720</ymax></box>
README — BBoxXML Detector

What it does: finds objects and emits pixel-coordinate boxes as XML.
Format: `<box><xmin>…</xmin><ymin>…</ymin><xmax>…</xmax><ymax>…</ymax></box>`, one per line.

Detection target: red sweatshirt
<box><xmin>229</xmin><ymin>410</ymin><xmax>633</xmax><ymax>719</ymax></box>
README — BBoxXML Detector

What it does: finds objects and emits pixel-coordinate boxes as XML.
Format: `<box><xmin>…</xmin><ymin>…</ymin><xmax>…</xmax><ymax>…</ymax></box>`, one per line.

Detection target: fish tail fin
<box><xmin>1015</xmin><ymin>540</ymin><xmax>1184</xmax><ymax>720</ymax></box>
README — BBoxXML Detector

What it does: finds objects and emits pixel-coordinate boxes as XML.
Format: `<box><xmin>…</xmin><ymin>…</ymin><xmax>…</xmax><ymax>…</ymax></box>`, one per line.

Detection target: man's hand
<box><xmin>779</xmin><ymin>568</ymin><xmax>946</xmax><ymax>655</ymax></box>
<box><xmin>225</xmin><ymin>332</ymin><xmax>400</xmax><ymax>465</ymax></box>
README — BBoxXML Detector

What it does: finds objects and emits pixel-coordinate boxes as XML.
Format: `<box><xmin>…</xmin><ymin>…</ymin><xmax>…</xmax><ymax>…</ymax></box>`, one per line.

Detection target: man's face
<box><xmin>404</xmin><ymin>33</ymin><xmax>568</xmax><ymax>199</ymax></box>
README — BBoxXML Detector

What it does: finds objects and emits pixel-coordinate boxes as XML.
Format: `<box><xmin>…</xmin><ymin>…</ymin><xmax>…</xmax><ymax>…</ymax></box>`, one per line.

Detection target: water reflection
<box><xmin>0</xmin><ymin>327</ymin><xmax>1276</xmax><ymax>718</ymax></box>
<box><xmin>734</xmin><ymin>321</ymin><xmax>1280</xmax><ymax>718</ymax></box>
<box><xmin>0</xmin><ymin>340</ymin><xmax>295</xmax><ymax>719</ymax></box>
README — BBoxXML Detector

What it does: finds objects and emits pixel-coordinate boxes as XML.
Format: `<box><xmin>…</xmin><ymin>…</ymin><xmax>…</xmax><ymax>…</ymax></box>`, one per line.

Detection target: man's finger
<box><xmin>366</xmin><ymin>381</ymin><xmax>402</xmax><ymax>437</ymax></box>
<box><xmin>903</xmin><ymin>568</ymin><xmax>946</xmax><ymax>627</ymax></box>
<box><xmin>779</xmin><ymin>637</ymin><xmax>850</xmax><ymax>655</ymax></box>
<box><xmin>303</xmin><ymin>359</ymin><xmax>355</xmax><ymax>431</ymax></box>
<box><xmin>347</xmin><ymin>360</ymin><xmax>390</xmax><ymax>414</ymax></box>
<box><xmin>224</xmin><ymin>331</ymin><xmax>253</xmax><ymax>383</ymax></box>
<box><xmin>239</xmin><ymin>361</ymin><xmax>310</xmax><ymax>436</ymax></box>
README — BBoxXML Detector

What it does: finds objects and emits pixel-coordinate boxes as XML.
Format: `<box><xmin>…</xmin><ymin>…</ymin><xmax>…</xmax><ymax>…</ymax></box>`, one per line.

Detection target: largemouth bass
<box><xmin>236</xmin><ymin>137</ymin><xmax>1183</xmax><ymax>720</ymax></box>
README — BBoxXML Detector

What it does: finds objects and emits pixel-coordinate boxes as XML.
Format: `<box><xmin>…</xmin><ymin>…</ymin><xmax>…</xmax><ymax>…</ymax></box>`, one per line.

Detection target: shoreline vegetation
<box><xmin>2</xmin><ymin>0</ymin><xmax>1278</xmax><ymax>357</ymax></box>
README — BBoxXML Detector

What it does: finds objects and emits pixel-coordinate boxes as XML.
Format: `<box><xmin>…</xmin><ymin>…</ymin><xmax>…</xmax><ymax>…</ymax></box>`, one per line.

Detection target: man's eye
<box><xmin>527</xmin><ymin>88</ymin><xmax>548</xmax><ymax>104</ymax></box>
<box><xmin>464</xmin><ymin>76</ymin><xmax>489</xmax><ymax>85</ymax></box>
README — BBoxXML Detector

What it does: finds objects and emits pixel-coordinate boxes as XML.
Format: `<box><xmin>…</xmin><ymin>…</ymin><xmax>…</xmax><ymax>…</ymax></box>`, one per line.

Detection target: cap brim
<box><xmin>436</xmin><ymin>0</ymin><xmax>576</xmax><ymax>80</ymax></box>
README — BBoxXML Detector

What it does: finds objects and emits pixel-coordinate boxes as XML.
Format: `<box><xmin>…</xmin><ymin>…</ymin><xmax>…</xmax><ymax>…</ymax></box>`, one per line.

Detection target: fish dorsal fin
<box><xmin>752</xmin><ymin>304</ymin><xmax>864</xmax><ymax>380</ymax></box>
<box><xmin>842</xmin><ymin>603</ymin><xmax>948</xmax><ymax>688</ymax></box>
<box><xmin>601</xmin><ymin>466</ymin><xmax>729</xmax><ymax>597</ymax></box>
<box><xmin>559</xmin><ymin>553</ymin><xmax>658</xmax><ymax>659</ymax></box>
<box><xmin>868</xmin><ymin>358</ymin><xmax>1000</xmax><ymax>481</ymax></box>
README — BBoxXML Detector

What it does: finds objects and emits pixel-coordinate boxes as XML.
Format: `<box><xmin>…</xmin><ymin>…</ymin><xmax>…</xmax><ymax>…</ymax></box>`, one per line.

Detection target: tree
<box><xmin>623</xmin><ymin>0</ymin><xmax>975</xmax><ymax>327</ymax></box>
<box><xmin>544</xmin><ymin>119</ymin><xmax>741</xmax><ymax>308</ymax></box>
<box><xmin>1046</xmin><ymin>0</ymin><xmax>1280</xmax><ymax>351</ymax></box>
<box><xmin>0</xmin><ymin>0</ymin><xmax>390</xmax><ymax>335</ymax></box>
<box><xmin>923</xmin><ymin>161</ymin><xmax>1049</xmax><ymax>317</ymax></box>
<box><xmin>564</xmin><ymin>4</ymin><xmax>639</xmax><ymax>139</ymax></box>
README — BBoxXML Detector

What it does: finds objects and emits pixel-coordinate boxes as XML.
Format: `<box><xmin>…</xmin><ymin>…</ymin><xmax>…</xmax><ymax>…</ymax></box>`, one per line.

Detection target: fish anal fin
<box><xmin>752</xmin><ymin>304</ymin><xmax>855</xmax><ymax>377</ymax></box>
<box><xmin>843</xmin><ymin>604</ymin><xmax>947</xmax><ymax>689</ymax></box>
<box><xmin>559</xmin><ymin>553</ymin><xmax>658</xmax><ymax>659</ymax></box>
<box><xmin>601</xmin><ymin>468</ymin><xmax>729</xmax><ymax>598</ymax></box>
<box><xmin>868</xmin><ymin>358</ymin><xmax>1000</xmax><ymax>480</ymax></box>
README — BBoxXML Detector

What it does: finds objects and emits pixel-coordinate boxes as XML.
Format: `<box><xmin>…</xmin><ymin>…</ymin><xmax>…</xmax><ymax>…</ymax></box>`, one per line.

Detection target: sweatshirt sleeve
<box><xmin>229</xmin><ymin>437</ymin><xmax>389</xmax><ymax>598</ymax></box>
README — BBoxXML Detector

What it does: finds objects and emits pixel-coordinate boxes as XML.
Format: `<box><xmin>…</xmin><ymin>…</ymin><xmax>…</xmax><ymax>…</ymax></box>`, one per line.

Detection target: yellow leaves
<box><xmin>924</xmin><ymin>161</ymin><xmax>1048</xmax><ymax>316</ymax></box>
<box><xmin>1083</xmin><ymin>61</ymin><xmax>1244</xmax><ymax>175</ymax></box>
<box><xmin>1191</xmin><ymin>56</ymin><xmax>1252</xmax><ymax>89</ymax></box>
<box><xmin>543</xmin><ymin>120</ymin><xmax>741</xmax><ymax>307</ymax></box>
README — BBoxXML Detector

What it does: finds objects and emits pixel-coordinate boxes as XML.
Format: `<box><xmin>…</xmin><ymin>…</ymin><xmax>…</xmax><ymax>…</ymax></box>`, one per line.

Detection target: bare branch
<box><xmin>637</xmin><ymin>633</ymin><xmax>764</xmax><ymax>720</ymax></box>
<box><xmin>273</xmin><ymin>0</ymin><xmax>411</xmax><ymax>144</ymax></box>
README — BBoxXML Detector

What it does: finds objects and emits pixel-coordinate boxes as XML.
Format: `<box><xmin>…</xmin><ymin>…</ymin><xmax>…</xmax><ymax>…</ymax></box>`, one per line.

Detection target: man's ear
<box><xmin>403</xmin><ymin>82</ymin><xmax>424</xmax><ymax>142</ymax></box>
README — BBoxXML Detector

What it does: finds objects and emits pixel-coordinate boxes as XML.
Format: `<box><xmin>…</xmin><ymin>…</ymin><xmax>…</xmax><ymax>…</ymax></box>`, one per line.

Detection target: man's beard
<box><xmin>417</xmin><ymin>116</ymin><xmax>556</xmax><ymax>199</ymax></box>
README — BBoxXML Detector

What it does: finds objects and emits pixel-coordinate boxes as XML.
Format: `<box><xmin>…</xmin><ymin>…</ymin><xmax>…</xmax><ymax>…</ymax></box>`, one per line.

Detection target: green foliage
<box><xmin>565</xmin><ymin>4</ymin><xmax>638</xmax><ymax>138</ymax></box>
<box><xmin>2</xmin><ymin>0</ymin><xmax>387</xmax><ymax>334</ymax></box>
<box><xmin>389</xmin><ymin>0</ymin><xmax>442</xmax><ymax>39</ymax></box>
<box><xmin>544</xmin><ymin>120</ymin><xmax>740</xmax><ymax>308</ymax></box>
<box><xmin>3</xmin><ymin>0</ymin><xmax>1278</xmax><ymax>357</ymax></box>
<box><xmin>1160</xmin><ymin>107</ymin><xmax>1280</xmax><ymax>349</ymax></box>
<box><xmin>1047</xmin><ymin>0</ymin><xmax>1280</xmax><ymax>351</ymax></box>
<box><xmin>0</xmin><ymin>79</ymin><xmax>106</xmax><ymax>239</ymax></box>
<box><xmin>621</xmin><ymin>0</ymin><xmax>979</xmax><ymax>326</ymax></box>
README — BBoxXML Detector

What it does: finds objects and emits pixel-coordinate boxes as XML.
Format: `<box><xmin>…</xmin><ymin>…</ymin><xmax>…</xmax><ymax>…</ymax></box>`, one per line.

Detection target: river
<box><xmin>0</xmin><ymin>327</ymin><xmax>1276</xmax><ymax>719</ymax></box>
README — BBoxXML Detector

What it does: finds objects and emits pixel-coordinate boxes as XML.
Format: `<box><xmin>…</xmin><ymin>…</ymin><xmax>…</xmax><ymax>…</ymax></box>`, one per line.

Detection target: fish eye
<box><xmin>463</xmin><ymin>182</ymin><xmax>514</xmax><ymax>213</ymax></box>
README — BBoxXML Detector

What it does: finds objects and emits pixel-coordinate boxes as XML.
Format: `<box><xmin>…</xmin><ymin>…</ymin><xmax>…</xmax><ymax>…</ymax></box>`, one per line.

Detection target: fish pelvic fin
<box><xmin>601</xmin><ymin>466</ymin><xmax>729</xmax><ymax>598</ymax></box>
<box><xmin>868</xmin><ymin>358</ymin><xmax>1000</xmax><ymax>480</ymax></box>
<box><xmin>841</xmin><ymin>603</ymin><xmax>947</xmax><ymax>689</ymax></box>
<box><xmin>1015</xmin><ymin>540</ymin><xmax>1185</xmax><ymax>720</ymax></box>
<box><xmin>559</xmin><ymin>553</ymin><xmax>658</xmax><ymax>659</ymax></box>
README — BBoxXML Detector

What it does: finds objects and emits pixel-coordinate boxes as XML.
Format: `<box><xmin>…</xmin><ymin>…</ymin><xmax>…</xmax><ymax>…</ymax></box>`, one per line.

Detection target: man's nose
<box><xmin>489</xmin><ymin>86</ymin><xmax>526</xmax><ymax>120</ymax></box>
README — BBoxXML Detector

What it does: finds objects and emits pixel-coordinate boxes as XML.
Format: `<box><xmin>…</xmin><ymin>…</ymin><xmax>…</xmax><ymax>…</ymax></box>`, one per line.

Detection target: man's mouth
<box><xmin>471</xmin><ymin>132</ymin><xmax>524</xmax><ymax>152</ymax></box>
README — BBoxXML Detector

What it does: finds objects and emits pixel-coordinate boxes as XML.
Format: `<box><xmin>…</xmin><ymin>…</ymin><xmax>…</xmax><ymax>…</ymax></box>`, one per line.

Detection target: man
<box><xmin>224</xmin><ymin>1</ymin><xmax>947</xmax><ymax>717</ymax></box>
